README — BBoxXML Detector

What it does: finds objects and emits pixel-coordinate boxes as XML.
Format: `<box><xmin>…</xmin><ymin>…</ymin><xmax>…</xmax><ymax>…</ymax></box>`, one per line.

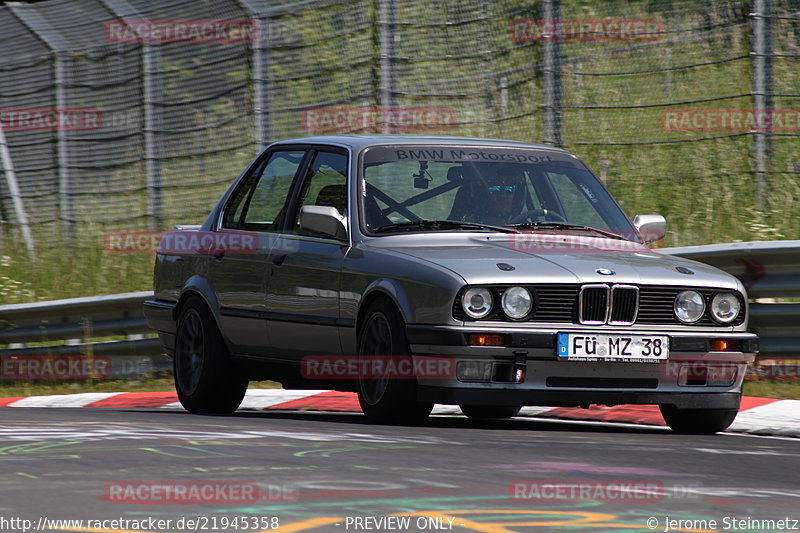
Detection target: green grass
<box><xmin>742</xmin><ymin>380</ymin><xmax>800</xmax><ymax>400</ymax></box>
<box><xmin>0</xmin><ymin>224</ymin><xmax>156</xmax><ymax>303</ymax></box>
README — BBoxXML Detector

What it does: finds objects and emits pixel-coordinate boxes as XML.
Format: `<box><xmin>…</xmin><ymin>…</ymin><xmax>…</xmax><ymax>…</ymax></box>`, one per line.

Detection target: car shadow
<box><xmin>141</xmin><ymin>407</ymin><xmax>671</xmax><ymax>435</ymax></box>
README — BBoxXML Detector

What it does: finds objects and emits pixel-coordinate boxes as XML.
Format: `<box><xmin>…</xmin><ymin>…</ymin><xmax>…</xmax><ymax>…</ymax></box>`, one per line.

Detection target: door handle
<box><xmin>271</xmin><ymin>254</ymin><xmax>286</xmax><ymax>266</ymax></box>
<box><xmin>212</xmin><ymin>249</ymin><xmax>225</xmax><ymax>261</ymax></box>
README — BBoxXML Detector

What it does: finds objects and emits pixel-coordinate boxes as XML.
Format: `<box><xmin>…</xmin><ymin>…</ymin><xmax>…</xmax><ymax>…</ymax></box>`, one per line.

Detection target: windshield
<box><xmin>360</xmin><ymin>145</ymin><xmax>637</xmax><ymax>240</ymax></box>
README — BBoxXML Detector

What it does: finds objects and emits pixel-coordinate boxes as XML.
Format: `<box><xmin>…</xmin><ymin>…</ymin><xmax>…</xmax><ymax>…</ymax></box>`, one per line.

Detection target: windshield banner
<box><xmin>363</xmin><ymin>146</ymin><xmax>582</xmax><ymax>168</ymax></box>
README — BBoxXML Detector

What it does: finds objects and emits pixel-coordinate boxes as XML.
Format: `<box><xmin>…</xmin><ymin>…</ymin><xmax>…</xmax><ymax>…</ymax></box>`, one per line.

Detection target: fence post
<box><xmin>100</xmin><ymin>0</ymin><xmax>164</xmax><ymax>230</ymax></box>
<box><xmin>542</xmin><ymin>0</ymin><xmax>563</xmax><ymax>147</ymax></box>
<box><xmin>142</xmin><ymin>43</ymin><xmax>164</xmax><ymax>229</ymax></box>
<box><xmin>0</xmin><ymin>122</ymin><xmax>36</xmax><ymax>260</ymax></box>
<box><xmin>499</xmin><ymin>75</ymin><xmax>509</xmax><ymax>117</ymax></box>
<box><xmin>751</xmin><ymin>0</ymin><xmax>774</xmax><ymax>212</ymax></box>
<box><xmin>8</xmin><ymin>3</ymin><xmax>74</xmax><ymax>239</ymax></box>
<box><xmin>54</xmin><ymin>51</ymin><xmax>75</xmax><ymax>236</ymax></box>
<box><xmin>378</xmin><ymin>0</ymin><xmax>398</xmax><ymax>133</ymax></box>
<box><xmin>237</xmin><ymin>0</ymin><xmax>272</xmax><ymax>152</ymax></box>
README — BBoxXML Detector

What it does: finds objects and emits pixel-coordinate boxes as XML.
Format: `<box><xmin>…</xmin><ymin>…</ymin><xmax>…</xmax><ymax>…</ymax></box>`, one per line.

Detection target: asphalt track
<box><xmin>1</xmin><ymin>407</ymin><xmax>800</xmax><ymax>533</ymax></box>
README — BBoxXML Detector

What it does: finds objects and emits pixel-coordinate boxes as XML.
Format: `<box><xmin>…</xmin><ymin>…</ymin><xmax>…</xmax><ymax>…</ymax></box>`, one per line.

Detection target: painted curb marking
<box><xmin>0</xmin><ymin>390</ymin><xmax>794</xmax><ymax>437</ymax></box>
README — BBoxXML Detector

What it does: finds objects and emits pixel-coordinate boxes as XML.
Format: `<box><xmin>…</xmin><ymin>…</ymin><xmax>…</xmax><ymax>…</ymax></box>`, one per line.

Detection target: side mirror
<box><xmin>633</xmin><ymin>214</ymin><xmax>666</xmax><ymax>244</ymax></box>
<box><xmin>299</xmin><ymin>205</ymin><xmax>348</xmax><ymax>240</ymax></box>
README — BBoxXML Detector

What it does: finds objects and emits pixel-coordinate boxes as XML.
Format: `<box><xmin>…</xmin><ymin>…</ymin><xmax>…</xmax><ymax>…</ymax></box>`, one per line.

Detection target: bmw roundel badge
<box><xmin>596</xmin><ymin>268</ymin><xmax>615</xmax><ymax>276</ymax></box>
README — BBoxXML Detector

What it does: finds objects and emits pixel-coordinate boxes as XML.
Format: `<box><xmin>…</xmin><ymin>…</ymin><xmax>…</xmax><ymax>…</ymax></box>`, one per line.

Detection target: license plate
<box><xmin>557</xmin><ymin>333</ymin><xmax>669</xmax><ymax>362</ymax></box>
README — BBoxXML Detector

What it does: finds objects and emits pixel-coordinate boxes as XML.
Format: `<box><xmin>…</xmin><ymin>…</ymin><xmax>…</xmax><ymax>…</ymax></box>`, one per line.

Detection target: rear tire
<box><xmin>174</xmin><ymin>297</ymin><xmax>247</xmax><ymax>414</ymax></box>
<box><xmin>356</xmin><ymin>299</ymin><xmax>433</xmax><ymax>424</ymax></box>
<box><xmin>659</xmin><ymin>405</ymin><xmax>738</xmax><ymax>434</ymax></box>
<box><xmin>460</xmin><ymin>405</ymin><xmax>522</xmax><ymax>420</ymax></box>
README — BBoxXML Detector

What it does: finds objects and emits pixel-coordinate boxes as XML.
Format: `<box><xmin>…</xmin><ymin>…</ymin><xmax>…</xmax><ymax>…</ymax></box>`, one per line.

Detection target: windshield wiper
<box><xmin>373</xmin><ymin>219</ymin><xmax>520</xmax><ymax>234</ymax></box>
<box><xmin>504</xmin><ymin>222</ymin><xmax>627</xmax><ymax>240</ymax></box>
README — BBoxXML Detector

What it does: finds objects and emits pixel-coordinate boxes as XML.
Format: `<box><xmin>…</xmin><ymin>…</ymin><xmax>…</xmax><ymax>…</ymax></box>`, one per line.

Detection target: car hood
<box><xmin>377</xmin><ymin>234</ymin><xmax>741</xmax><ymax>289</ymax></box>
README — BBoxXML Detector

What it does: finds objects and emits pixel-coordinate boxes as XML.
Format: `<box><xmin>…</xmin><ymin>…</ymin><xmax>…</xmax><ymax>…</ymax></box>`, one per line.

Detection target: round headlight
<box><xmin>462</xmin><ymin>288</ymin><xmax>493</xmax><ymax>319</ymax></box>
<box><xmin>710</xmin><ymin>292</ymin><xmax>741</xmax><ymax>323</ymax></box>
<box><xmin>674</xmin><ymin>290</ymin><xmax>705</xmax><ymax>323</ymax></box>
<box><xmin>501</xmin><ymin>286</ymin><xmax>533</xmax><ymax>319</ymax></box>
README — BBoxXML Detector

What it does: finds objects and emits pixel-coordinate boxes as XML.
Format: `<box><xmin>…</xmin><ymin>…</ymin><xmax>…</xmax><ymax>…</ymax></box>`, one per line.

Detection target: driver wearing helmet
<box><xmin>460</xmin><ymin>167</ymin><xmax>526</xmax><ymax>226</ymax></box>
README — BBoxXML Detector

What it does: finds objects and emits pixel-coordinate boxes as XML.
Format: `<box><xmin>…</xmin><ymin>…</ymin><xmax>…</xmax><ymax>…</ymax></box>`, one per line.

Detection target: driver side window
<box><xmin>290</xmin><ymin>151</ymin><xmax>348</xmax><ymax>236</ymax></box>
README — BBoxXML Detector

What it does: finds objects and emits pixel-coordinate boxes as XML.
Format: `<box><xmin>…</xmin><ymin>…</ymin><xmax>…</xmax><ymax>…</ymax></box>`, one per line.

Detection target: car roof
<box><xmin>269</xmin><ymin>135</ymin><xmax>570</xmax><ymax>153</ymax></box>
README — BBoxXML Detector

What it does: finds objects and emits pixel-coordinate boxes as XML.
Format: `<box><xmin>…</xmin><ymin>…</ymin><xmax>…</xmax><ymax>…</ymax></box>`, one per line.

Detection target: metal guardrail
<box><xmin>0</xmin><ymin>240</ymin><xmax>797</xmax><ymax>378</ymax></box>
<box><xmin>663</xmin><ymin>240</ymin><xmax>800</xmax><ymax>359</ymax></box>
<box><xmin>0</xmin><ymin>290</ymin><xmax>169</xmax><ymax>377</ymax></box>
<box><xmin>0</xmin><ymin>291</ymin><xmax>153</xmax><ymax>345</ymax></box>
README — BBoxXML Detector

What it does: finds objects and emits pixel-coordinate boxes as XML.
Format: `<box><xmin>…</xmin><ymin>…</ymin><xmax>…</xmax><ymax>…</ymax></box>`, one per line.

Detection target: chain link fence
<box><xmin>0</xmin><ymin>0</ymin><xmax>798</xmax><ymax>253</ymax></box>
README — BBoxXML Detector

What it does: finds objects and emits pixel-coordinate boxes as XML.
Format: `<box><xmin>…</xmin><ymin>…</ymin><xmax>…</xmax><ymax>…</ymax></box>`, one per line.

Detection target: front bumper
<box><xmin>407</xmin><ymin>324</ymin><xmax>757</xmax><ymax>408</ymax></box>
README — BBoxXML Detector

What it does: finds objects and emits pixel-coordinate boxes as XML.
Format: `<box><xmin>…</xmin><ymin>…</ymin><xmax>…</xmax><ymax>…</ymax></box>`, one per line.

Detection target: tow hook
<box><xmin>513</xmin><ymin>351</ymin><xmax>528</xmax><ymax>383</ymax></box>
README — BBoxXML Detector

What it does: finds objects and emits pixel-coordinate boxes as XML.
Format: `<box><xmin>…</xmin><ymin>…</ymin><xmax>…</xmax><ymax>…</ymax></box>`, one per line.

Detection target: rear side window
<box><xmin>240</xmin><ymin>150</ymin><xmax>305</xmax><ymax>232</ymax></box>
<box><xmin>222</xmin><ymin>170</ymin><xmax>260</xmax><ymax>229</ymax></box>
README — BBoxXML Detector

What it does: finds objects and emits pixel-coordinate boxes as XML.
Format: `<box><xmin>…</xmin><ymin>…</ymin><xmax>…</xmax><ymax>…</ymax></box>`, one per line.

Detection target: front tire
<box><xmin>174</xmin><ymin>297</ymin><xmax>247</xmax><ymax>414</ymax></box>
<box><xmin>460</xmin><ymin>405</ymin><xmax>522</xmax><ymax>420</ymax></box>
<box><xmin>659</xmin><ymin>405</ymin><xmax>738</xmax><ymax>434</ymax></box>
<box><xmin>356</xmin><ymin>299</ymin><xmax>433</xmax><ymax>424</ymax></box>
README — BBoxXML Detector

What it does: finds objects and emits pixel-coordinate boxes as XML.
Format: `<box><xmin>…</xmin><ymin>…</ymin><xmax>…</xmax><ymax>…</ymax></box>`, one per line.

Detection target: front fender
<box><xmin>342</xmin><ymin>245</ymin><xmax>466</xmax><ymax>327</ymax></box>
<box><xmin>359</xmin><ymin>278</ymin><xmax>416</xmax><ymax>327</ymax></box>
